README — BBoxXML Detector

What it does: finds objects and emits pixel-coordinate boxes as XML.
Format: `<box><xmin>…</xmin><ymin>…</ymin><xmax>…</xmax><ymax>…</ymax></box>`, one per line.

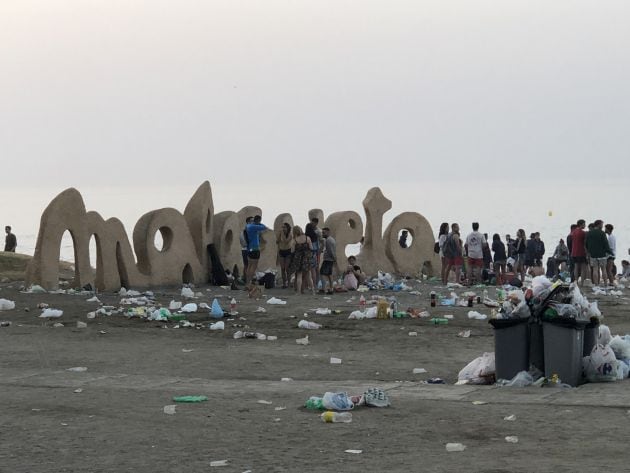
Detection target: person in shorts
<box><xmin>319</xmin><ymin>227</ymin><xmax>336</xmax><ymax>294</ymax></box>
<box><xmin>240</xmin><ymin>216</ymin><xmax>253</xmax><ymax>281</ymax></box>
<box><xmin>571</xmin><ymin>219</ymin><xmax>588</xmax><ymax>285</ymax></box>
<box><xmin>464</xmin><ymin>222</ymin><xmax>486</xmax><ymax>285</ymax></box>
<box><xmin>276</xmin><ymin>222</ymin><xmax>294</xmax><ymax>288</ymax></box>
<box><xmin>245</xmin><ymin>215</ymin><xmax>267</xmax><ymax>288</ymax></box>
<box><xmin>585</xmin><ymin>219</ymin><xmax>612</xmax><ymax>286</ymax></box>
<box><xmin>443</xmin><ymin>223</ymin><xmax>463</xmax><ymax>284</ymax></box>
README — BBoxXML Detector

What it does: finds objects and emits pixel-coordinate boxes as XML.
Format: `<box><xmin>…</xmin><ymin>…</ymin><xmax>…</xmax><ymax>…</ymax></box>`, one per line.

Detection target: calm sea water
<box><xmin>3</xmin><ymin>180</ymin><xmax>628</xmax><ymax>266</ymax></box>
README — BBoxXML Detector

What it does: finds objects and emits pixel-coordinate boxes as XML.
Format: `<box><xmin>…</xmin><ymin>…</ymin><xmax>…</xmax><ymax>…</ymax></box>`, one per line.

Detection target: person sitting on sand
<box><xmin>343</xmin><ymin>255</ymin><xmax>366</xmax><ymax>290</ymax></box>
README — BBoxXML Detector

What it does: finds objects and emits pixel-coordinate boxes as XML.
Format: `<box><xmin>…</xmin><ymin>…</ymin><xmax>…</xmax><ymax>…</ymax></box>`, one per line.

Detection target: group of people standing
<box><xmin>438</xmin><ymin>219</ymin><xmax>623</xmax><ymax>287</ymax></box>
<box><xmin>239</xmin><ymin>216</ymin><xmax>338</xmax><ymax>295</ymax></box>
<box><xmin>566</xmin><ymin>219</ymin><xmax>618</xmax><ymax>286</ymax></box>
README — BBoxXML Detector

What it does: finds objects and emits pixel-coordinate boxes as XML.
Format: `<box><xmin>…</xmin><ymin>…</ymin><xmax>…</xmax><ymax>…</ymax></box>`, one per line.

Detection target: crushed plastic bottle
<box><xmin>320</xmin><ymin>411</ymin><xmax>352</xmax><ymax>423</ymax></box>
<box><xmin>445</xmin><ymin>443</ymin><xmax>466</xmax><ymax>452</ymax></box>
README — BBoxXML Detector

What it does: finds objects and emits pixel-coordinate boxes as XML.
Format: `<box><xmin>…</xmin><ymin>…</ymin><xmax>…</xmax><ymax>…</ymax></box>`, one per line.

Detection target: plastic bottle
<box><xmin>320</xmin><ymin>411</ymin><xmax>353</xmax><ymax>423</ymax></box>
<box><xmin>305</xmin><ymin>397</ymin><xmax>324</xmax><ymax>409</ymax></box>
<box><xmin>430</xmin><ymin>317</ymin><xmax>449</xmax><ymax>325</ymax></box>
<box><xmin>359</xmin><ymin>295</ymin><xmax>366</xmax><ymax>309</ymax></box>
<box><xmin>430</xmin><ymin>291</ymin><xmax>436</xmax><ymax>307</ymax></box>
<box><xmin>483</xmin><ymin>289</ymin><xmax>488</xmax><ymax>301</ymax></box>
<box><xmin>376</xmin><ymin>299</ymin><xmax>389</xmax><ymax>319</ymax></box>
<box><xmin>229</xmin><ymin>298</ymin><xmax>237</xmax><ymax>315</ymax></box>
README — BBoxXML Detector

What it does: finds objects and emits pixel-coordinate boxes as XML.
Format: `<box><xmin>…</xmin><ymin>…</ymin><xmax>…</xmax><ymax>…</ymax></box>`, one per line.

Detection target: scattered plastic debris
<box><xmin>66</xmin><ymin>367</ymin><xmax>88</xmax><ymax>372</ymax></box>
<box><xmin>446</xmin><ymin>443</ymin><xmax>466</xmax><ymax>452</ymax></box>
<box><xmin>267</xmin><ymin>297</ymin><xmax>287</xmax><ymax>305</ymax></box>
<box><xmin>458</xmin><ymin>330</ymin><xmax>471</xmax><ymax>338</ymax></box>
<box><xmin>467</xmin><ymin>311</ymin><xmax>488</xmax><ymax>320</ymax></box>
<box><xmin>210</xmin><ymin>299</ymin><xmax>224</xmax><ymax>318</ymax></box>
<box><xmin>76</xmin><ymin>321</ymin><xmax>87</xmax><ymax>329</ymax></box>
<box><xmin>210</xmin><ymin>460</ymin><xmax>229</xmax><ymax>467</ymax></box>
<box><xmin>298</xmin><ymin>320</ymin><xmax>321</xmax><ymax>330</ymax></box>
<box><xmin>296</xmin><ymin>336</ymin><xmax>309</xmax><ymax>345</ymax></box>
<box><xmin>181</xmin><ymin>303</ymin><xmax>198</xmax><ymax>313</ymax></box>
<box><xmin>413</xmin><ymin>368</ymin><xmax>427</xmax><ymax>374</ymax></box>
<box><xmin>181</xmin><ymin>287</ymin><xmax>195</xmax><ymax>298</ymax></box>
<box><xmin>209</xmin><ymin>321</ymin><xmax>225</xmax><ymax>330</ymax></box>
<box><xmin>40</xmin><ymin>309</ymin><xmax>63</xmax><ymax>318</ymax></box>
<box><xmin>504</xmin><ymin>415</ymin><xmax>517</xmax><ymax>421</ymax></box>
<box><xmin>163</xmin><ymin>405</ymin><xmax>176</xmax><ymax>415</ymax></box>
<box><xmin>505</xmin><ymin>436</ymin><xmax>519</xmax><ymax>443</ymax></box>
<box><xmin>0</xmin><ymin>299</ymin><xmax>16</xmax><ymax>311</ymax></box>
<box><xmin>172</xmin><ymin>396</ymin><xmax>208</xmax><ymax>403</ymax></box>
<box><xmin>330</xmin><ymin>357</ymin><xmax>342</xmax><ymax>365</ymax></box>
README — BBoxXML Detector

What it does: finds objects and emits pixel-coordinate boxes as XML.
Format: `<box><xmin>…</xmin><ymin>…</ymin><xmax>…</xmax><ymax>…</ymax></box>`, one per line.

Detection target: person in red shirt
<box><xmin>571</xmin><ymin>219</ymin><xmax>587</xmax><ymax>284</ymax></box>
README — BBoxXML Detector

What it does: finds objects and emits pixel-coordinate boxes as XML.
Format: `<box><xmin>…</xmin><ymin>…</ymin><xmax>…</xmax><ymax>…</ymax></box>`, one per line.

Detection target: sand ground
<box><xmin>1</xmin><ymin>279</ymin><xmax>629</xmax><ymax>473</ymax></box>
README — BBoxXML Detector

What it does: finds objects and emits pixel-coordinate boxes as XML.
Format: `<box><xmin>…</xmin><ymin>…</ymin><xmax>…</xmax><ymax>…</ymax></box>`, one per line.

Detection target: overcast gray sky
<box><xmin>1</xmin><ymin>0</ymin><xmax>629</xmax><ymax>191</ymax></box>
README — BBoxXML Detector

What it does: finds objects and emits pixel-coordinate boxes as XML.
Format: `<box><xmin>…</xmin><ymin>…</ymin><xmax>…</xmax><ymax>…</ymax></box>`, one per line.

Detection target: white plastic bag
<box><xmin>531</xmin><ymin>276</ymin><xmax>552</xmax><ymax>298</ymax></box>
<box><xmin>583</xmin><ymin>344</ymin><xmax>617</xmax><ymax>382</ymax></box>
<box><xmin>181</xmin><ymin>303</ymin><xmax>198</xmax><ymax>313</ymax></box>
<box><xmin>181</xmin><ymin>287</ymin><xmax>195</xmax><ymax>298</ymax></box>
<box><xmin>500</xmin><ymin>371</ymin><xmax>534</xmax><ymax>387</ymax></box>
<box><xmin>458</xmin><ymin>352</ymin><xmax>495</xmax><ymax>384</ymax></box>
<box><xmin>0</xmin><ymin>299</ymin><xmax>16</xmax><ymax>311</ymax></box>
<box><xmin>266</xmin><ymin>297</ymin><xmax>287</xmax><ymax>305</ymax></box>
<box><xmin>599</xmin><ymin>324</ymin><xmax>612</xmax><ymax>346</ymax></box>
<box><xmin>467</xmin><ymin>311</ymin><xmax>487</xmax><ymax>320</ymax></box>
<box><xmin>609</xmin><ymin>335</ymin><xmax>630</xmax><ymax>360</ymax></box>
<box><xmin>39</xmin><ymin>309</ymin><xmax>63</xmax><ymax>318</ymax></box>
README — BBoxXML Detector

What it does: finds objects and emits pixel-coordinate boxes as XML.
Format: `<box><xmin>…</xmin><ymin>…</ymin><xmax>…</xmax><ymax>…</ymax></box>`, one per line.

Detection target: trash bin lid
<box><xmin>542</xmin><ymin>317</ymin><xmax>589</xmax><ymax>329</ymax></box>
<box><xmin>489</xmin><ymin>317</ymin><xmax>530</xmax><ymax>328</ymax></box>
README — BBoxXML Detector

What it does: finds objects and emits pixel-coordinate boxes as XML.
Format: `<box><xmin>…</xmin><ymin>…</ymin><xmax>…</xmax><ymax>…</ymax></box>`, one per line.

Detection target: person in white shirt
<box><xmin>605</xmin><ymin>223</ymin><xmax>616</xmax><ymax>286</ymax></box>
<box><xmin>465</xmin><ymin>222</ymin><xmax>486</xmax><ymax>285</ymax></box>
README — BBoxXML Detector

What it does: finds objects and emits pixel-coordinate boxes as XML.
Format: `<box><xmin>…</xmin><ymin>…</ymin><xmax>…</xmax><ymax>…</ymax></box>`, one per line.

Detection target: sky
<box><xmin>1</xmin><ymin>1</ymin><xmax>629</xmax><ymax>256</ymax></box>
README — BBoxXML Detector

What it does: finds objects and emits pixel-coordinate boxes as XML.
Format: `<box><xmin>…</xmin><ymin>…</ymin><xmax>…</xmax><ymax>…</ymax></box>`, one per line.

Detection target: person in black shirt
<box><xmin>398</xmin><ymin>230</ymin><xmax>409</xmax><ymax>248</ymax></box>
<box><xmin>4</xmin><ymin>226</ymin><xmax>16</xmax><ymax>252</ymax></box>
<box><xmin>492</xmin><ymin>234</ymin><xmax>507</xmax><ymax>284</ymax></box>
<box><xmin>567</xmin><ymin>224</ymin><xmax>577</xmax><ymax>281</ymax></box>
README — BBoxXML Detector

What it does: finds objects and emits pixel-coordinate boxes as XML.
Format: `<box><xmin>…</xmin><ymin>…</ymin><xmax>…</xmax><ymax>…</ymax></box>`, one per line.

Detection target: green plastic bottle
<box><xmin>305</xmin><ymin>397</ymin><xmax>324</xmax><ymax>410</ymax></box>
<box><xmin>430</xmin><ymin>317</ymin><xmax>449</xmax><ymax>325</ymax></box>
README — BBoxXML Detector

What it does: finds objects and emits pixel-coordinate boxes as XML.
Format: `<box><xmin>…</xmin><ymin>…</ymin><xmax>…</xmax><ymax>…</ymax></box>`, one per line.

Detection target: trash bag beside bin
<box><xmin>489</xmin><ymin>318</ymin><xmax>530</xmax><ymax>381</ymax></box>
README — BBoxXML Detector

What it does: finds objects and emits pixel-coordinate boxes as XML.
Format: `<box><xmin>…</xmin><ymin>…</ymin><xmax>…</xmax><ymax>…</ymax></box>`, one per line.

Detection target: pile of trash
<box><xmin>493</xmin><ymin>276</ymin><xmax>601</xmax><ymax>322</ymax></box>
<box><xmin>305</xmin><ymin>387</ymin><xmax>391</xmax><ymax>412</ymax></box>
<box><xmin>582</xmin><ymin>325</ymin><xmax>630</xmax><ymax>382</ymax></box>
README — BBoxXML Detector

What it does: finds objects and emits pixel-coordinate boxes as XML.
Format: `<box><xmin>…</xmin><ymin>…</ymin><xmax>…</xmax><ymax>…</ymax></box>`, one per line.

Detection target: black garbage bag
<box><xmin>207</xmin><ymin>244</ymin><xmax>229</xmax><ymax>286</ymax></box>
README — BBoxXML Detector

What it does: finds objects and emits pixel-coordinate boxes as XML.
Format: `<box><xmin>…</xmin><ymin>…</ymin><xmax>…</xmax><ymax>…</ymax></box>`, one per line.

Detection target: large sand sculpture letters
<box><xmin>26</xmin><ymin>183</ymin><xmax>439</xmax><ymax>290</ymax></box>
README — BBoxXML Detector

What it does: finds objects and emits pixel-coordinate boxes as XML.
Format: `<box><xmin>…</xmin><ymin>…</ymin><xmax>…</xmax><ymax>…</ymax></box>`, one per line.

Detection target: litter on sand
<box><xmin>173</xmin><ymin>395</ymin><xmax>208</xmax><ymax>403</ymax></box>
<box><xmin>446</xmin><ymin>443</ymin><xmax>466</xmax><ymax>452</ymax></box>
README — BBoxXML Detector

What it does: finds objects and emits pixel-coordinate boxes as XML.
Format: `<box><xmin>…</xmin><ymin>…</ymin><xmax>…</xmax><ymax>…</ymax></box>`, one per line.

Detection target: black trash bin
<box><xmin>529</xmin><ymin>317</ymin><xmax>545</xmax><ymax>374</ymax></box>
<box><xmin>489</xmin><ymin>318</ymin><xmax>530</xmax><ymax>381</ymax></box>
<box><xmin>583</xmin><ymin>319</ymin><xmax>600</xmax><ymax>357</ymax></box>
<box><xmin>542</xmin><ymin>318</ymin><xmax>588</xmax><ymax>387</ymax></box>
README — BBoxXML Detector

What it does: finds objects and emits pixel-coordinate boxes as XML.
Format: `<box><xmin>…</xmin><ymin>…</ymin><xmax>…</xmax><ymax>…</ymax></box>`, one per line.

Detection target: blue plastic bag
<box><xmin>210</xmin><ymin>298</ymin><xmax>224</xmax><ymax>318</ymax></box>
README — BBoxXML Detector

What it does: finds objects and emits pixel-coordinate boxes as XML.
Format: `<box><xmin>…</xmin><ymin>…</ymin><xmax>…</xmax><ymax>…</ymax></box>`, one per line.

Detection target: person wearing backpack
<box><xmin>442</xmin><ymin>223</ymin><xmax>463</xmax><ymax>284</ymax></box>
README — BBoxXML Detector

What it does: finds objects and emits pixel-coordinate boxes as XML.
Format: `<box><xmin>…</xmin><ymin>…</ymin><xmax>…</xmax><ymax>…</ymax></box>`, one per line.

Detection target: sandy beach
<box><xmin>1</xmin><ymin>277</ymin><xmax>630</xmax><ymax>472</ymax></box>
